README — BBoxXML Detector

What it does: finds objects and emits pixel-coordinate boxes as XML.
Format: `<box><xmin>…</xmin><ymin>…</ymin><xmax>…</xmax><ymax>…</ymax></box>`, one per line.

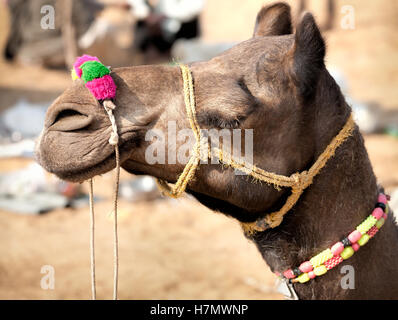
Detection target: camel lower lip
<box><xmin>40</xmin><ymin>134</ymin><xmax>137</xmax><ymax>183</ymax></box>
<box><xmin>52</xmin><ymin>149</ymin><xmax>120</xmax><ymax>182</ymax></box>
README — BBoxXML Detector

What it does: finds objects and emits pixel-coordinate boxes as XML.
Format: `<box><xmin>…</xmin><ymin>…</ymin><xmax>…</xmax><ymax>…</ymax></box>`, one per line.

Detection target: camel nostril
<box><xmin>50</xmin><ymin>109</ymin><xmax>94</xmax><ymax>132</ymax></box>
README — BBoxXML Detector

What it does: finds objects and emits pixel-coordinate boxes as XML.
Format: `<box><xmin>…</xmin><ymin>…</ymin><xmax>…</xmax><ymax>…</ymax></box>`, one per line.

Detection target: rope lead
<box><xmin>71</xmin><ymin>55</ymin><xmax>120</xmax><ymax>300</ymax></box>
<box><xmin>88</xmin><ymin>101</ymin><xmax>120</xmax><ymax>300</ymax></box>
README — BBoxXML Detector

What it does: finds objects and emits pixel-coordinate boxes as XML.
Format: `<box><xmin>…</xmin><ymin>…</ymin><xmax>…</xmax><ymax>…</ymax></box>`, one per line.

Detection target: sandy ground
<box><xmin>0</xmin><ymin>0</ymin><xmax>397</xmax><ymax>300</ymax></box>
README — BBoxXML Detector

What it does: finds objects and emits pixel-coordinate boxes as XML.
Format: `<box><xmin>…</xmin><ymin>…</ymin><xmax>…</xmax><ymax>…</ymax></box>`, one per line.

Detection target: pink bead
<box><xmin>372</xmin><ymin>208</ymin><xmax>383</xmax><ymax>220</ymax></box>
<box><xmin>382</xmin><ymin>213</ymin><xmax>387</xmax><ymax>219</ymax></box>
<box><xmin>331</xmin><ymin>242</ymin><xmax>344</xmax><ymax>255</ymax></box>
<box><xmin>299</xmin><ymin>261</ymin><xmax>313</xmax><ymax>273</ymax></box>
<box><xmin>283</xmin><ymin>269</ymin><xmax>295</xmax><ymax>279</ymax></box>
<box><xmin>378</xmin><ymin>194</ymin><xmax>387</xmax><ymax>204</ymax></box>
<box><xmin>275</xmin><ymin>272</ymin><xmax>281</xmax><ymax>277</ymax></box>
<box><xmin>348</xmin><ymin>230</ymin><xmax>362</xmax><ymax>244</ymax></box>
<box><xmin>352</xmin><ymin>243</ymin><xmax>360</xmax><ymax>251</ymax></box>
<box><xmin>308</xmin><ymin>271</ymin><xmax>316</xmax><ymax>279</ymax></box>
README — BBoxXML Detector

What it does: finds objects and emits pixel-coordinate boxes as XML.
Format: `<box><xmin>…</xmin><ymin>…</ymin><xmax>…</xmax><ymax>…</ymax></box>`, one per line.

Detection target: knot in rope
<box><xmin>103</xmin><ymin>100</ymin><xmax>119</xmax><ymax>146</ymax></box>
<box><xmin>291</xmin><ymin>170</ymin><xmax>311</xmax><ymax>191</ymax></box>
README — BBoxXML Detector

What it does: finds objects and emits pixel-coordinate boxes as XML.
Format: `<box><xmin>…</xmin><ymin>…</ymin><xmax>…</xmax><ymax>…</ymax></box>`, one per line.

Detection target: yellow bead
<box><xmin>313</xmin><ymin>265</ymin><xmax>327</xmax><ymax>276</ymax></box>
<box><xmin>297</xmin><ymin>273</ymin><xmax>310</xmax><ymax>283</ymax></box>
<box><xmin>358</xmin><ymin>234</ymin><xmax>370</xmax><ymax>246</ymax></box>
<box><xmin>385</xmin><ymin>205</ymin><xmax>389</xmax><ymax>214</ymax></box>
<box><xmin>310</xmin><ymin>249</ymin><xmax>333</xmax><ymax>268</ymax></box>
<box><xmin>340</xmin><ymin>246</ymin><xmax>355</xmax><ymax>260</ymax></box>
<box><xmin>376</xmin><ymin>217</ymin><xmax>385</xmax><ymax>229</ymax></box>
<box><xmin>356</xmin><ymin>216</ymin><xmax>377</xmax><ymax>234</ymax></box>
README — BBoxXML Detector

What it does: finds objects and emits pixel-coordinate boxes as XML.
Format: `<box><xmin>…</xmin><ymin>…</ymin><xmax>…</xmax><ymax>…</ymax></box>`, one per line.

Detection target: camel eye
<box><xmin>197</xmin><ymin>110</ymin><xmax>242</xmax><ymax>129</ymax></box>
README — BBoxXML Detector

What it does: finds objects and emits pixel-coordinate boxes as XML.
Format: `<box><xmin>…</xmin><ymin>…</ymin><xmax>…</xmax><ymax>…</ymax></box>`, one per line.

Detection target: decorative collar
<box><xmin>275</xmin><ymin>192</ymin><xmax>389</xmax><ymax>299</ymax></box>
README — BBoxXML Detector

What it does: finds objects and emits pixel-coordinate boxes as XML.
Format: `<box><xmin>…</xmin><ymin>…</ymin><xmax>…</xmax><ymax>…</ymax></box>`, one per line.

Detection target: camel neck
<box><xmin>251</xmin><ymin>127</ymin><xmax>398</xmax><ymax>299</ymax></box>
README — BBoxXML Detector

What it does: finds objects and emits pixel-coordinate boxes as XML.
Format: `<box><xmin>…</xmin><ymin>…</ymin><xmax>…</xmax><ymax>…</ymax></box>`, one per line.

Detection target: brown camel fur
<box><xmin>36</xmin><ymin>3</ymin><xmax>398</xmax><ymax>299</ymax></box>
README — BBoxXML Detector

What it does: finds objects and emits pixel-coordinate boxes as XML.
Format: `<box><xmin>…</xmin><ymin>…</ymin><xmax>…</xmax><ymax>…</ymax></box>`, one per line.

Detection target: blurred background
<box><xmin>0</xmin><ymin>0</ymin><xmax>397</xmax><ymax>299</ymax></box>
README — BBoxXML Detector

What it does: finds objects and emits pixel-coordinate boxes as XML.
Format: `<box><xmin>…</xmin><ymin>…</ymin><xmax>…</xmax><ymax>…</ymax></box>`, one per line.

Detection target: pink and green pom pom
<box><xmin>73</xmin><ymin>54</ymin><xmax>99</xmax><ymax>78</ymax></box>
<box><xmin>80</xmin><ymin>61</ymin><xmax>110</xmax><ymax>83</ymax></box>
<box><xmin>71</xmin><ymin>54</ymin><xmax>116</xmax><ymax>100</ymax></box>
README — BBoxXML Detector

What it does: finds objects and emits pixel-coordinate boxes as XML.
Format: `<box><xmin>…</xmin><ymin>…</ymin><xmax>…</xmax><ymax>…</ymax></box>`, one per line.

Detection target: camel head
<box><xmin>37</xmin><ymin>3</ymin><xmax>347</xmax><ymax>223</ymax></box>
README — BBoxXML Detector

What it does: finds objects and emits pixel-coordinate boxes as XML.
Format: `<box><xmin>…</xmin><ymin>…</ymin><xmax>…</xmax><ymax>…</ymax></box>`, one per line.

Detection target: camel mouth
<box><xmin>37</xmin><ymin>97</ymin><xmax>145</xmax><ymax>182</ymax></box>
<box><xmin>37</xmin><ymin>132</ymin><xmax>138</xmax><ymax>183</ymax></box>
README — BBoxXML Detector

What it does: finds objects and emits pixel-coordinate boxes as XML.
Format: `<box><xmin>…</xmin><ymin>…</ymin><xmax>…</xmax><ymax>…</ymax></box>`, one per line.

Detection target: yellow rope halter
<box><xmin>156</xmin><ymin>64</ymin><xmax>355</xmax><ymax>234</ymax></box>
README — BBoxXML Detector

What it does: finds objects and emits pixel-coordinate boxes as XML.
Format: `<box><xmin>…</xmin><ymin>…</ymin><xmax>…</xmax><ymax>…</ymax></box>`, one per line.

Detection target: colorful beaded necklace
<box><xmin>276</xmin><ymin>192</ymin><xmax>390</xmax><ymax>285</ymax></box>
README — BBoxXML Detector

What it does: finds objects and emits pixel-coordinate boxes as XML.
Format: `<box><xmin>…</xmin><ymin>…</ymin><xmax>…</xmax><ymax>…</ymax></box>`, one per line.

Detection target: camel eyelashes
<box><xmin>196</xmin><ymin>110</ymin><xmax>242</xmax><ymax>129</ymax></box>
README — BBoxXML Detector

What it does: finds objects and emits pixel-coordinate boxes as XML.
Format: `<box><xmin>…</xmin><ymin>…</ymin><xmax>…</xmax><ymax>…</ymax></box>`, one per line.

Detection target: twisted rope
<box><xmin>89</xmin><ymin>178</ymin><xmax>96</xmax><ymax>300</ymax></box>
<box><xmin>156</xmin><ymin>64</ymin><xmax>202</xmax><ymax>198</ymax></box>
<box><xmin>88</xmin><ymin>99</ymin><xmax>120</xmax><ymax>300</ymax></box>
<box><xmin>112</xmin><ymin>144</ymin><xmax>120</xmax><ymax>300</ymax></box>
<box><xmin>156</xmin><ymin>64</ymin><xmax>356</xmax><ymax>234</ymax></box>
<box><xmin>72</xmin><ymin>55</ymin><xmax>120</xmax><ymax>300</ymax></box>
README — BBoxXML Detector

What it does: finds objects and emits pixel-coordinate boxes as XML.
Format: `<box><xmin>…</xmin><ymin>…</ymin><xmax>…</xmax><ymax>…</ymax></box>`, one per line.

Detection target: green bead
<box><xmin>376</xmin><ymin>217</ymin><xmax>385</xmax><ymax>229</ymax></box>
<box><xmin>340</xmin><ymin>246</ymin><xmax>355</xmax><ymax>260</ymax></box>
<box><xmin>313</xmin><ymin>265</ymin><xmax>327</xmax><ymax>276</ymax></box>
<box><xmin>297</xmin><ymin>273</ymin><xmax>310</xmax><ymax>283</ymax></box>
<box><xmin>80</xmin><ymin>61</ymin><xmax>110</xmax><ymax>83</ymax></box>
<box><xmin>358</xmin><ymin>234</ymin><xmax>370</xmax><ymax>246</ymax></box>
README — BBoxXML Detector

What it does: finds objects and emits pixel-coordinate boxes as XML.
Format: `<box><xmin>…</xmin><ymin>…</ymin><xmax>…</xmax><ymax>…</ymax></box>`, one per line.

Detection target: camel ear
<box><xmin>293</xmin><ymin>13</ymin><xmax>326</xmax><ymax>99</ymax></box>
<box><xmin>253</xmin><ymin>2</ymin><xmax>292</xmax><ymax>37</ymax></box>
